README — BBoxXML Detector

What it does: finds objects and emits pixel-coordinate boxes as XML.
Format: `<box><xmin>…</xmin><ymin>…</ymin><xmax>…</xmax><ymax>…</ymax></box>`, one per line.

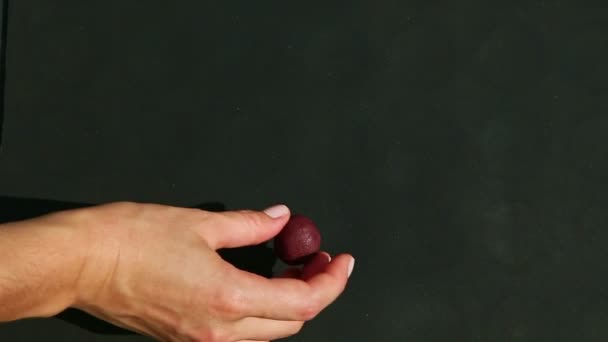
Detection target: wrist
<box><xmin>64</xmin><ymin>204</ymin><xmax>131</xmax><ymax>311</ymax></box>
<box><xmin>46</xmin><ymin>208</ymin><xmax>107</xmax><ymax>311</ymax></box>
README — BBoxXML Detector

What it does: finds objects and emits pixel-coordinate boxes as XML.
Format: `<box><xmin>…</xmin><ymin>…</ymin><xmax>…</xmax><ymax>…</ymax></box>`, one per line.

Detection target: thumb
<box><xmin>204</xmin><ymin>204</ymin><xmax>290</xmax><ymax>250</ymax></box>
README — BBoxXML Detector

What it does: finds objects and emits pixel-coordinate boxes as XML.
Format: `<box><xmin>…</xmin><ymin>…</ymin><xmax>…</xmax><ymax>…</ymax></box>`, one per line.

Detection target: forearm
<box><xmin>0</xmin><ymin>214</ymin><xmax>87</xmax><ymax>321</ymax></box>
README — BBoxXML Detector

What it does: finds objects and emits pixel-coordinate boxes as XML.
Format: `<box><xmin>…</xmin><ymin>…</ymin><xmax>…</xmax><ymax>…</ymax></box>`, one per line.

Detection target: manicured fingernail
<box><xmin>347</xmin><ymin>257</ymin><xmax>355</xmax><ymax>278</ymax></box>
<box><xmin>263</xmin><ymin>204</ymin><xmax>289</xmax><ymax>219</ymax></box>
<box><xmin>320</xmin><ymin>251</ymin><xmax>332</xmax><ymax>263</ymax></box>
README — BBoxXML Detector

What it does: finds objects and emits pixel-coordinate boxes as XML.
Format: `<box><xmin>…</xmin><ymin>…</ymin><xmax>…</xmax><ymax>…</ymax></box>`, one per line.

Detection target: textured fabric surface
<box><xmin>1</xmin><ymin>1</ymin><xmax>608</xmax><ymax>341</ymax></box>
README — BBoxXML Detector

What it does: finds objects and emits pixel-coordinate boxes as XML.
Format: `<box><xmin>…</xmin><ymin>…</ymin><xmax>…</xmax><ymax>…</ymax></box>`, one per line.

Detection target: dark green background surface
<box><xmin>1</xmin><ymin>1</ymin><xmax>608</xmax><ymax>341</ymax></box>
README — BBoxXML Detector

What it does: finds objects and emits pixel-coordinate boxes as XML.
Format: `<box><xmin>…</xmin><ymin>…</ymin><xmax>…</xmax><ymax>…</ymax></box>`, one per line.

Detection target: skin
<box><xmin>0</xmin><ymin>202</ymin><xmax>354</xmax><ymax>341</ymax></box>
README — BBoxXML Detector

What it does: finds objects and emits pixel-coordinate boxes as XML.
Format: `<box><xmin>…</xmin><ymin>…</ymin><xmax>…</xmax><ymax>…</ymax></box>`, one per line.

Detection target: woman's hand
<box><xmin>61</xmin><ymin>202</ymin><xmax>353</xmax><ymax>341</ymax></box>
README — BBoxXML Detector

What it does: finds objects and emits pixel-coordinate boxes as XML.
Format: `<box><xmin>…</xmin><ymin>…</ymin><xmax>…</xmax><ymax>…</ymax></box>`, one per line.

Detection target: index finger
<box><xmin>240</xmin><ymin>254</ymin><xmax>354</xmax><ymax>321</ymax></box>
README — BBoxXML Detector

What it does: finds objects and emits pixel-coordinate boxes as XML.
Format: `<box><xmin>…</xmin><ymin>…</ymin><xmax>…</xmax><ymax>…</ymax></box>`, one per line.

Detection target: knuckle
<box><xmin>211</xmin><ymin>286</ymin><xmax>246</xmax><ymax>318</ymax></box>
<box><xmin>296</xmin><ymin>298</ymin><xmax>322</xmax><ymax>321</ymax></box>
<box><xmin>239</xmin><ymin>210</ymin><xmax>267</xmax><ymax>229</ymax></box>
<box><xmin>194</xmin><ymin>328</ymin><xmax>227</xmax><ymax>342</ymax></box>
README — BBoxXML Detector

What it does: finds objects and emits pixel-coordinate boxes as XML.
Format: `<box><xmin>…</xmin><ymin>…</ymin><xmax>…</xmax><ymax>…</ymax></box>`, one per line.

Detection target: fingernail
<box><xmin>263</xmin><ymin>204</ymin><xmax>289</xmax><ymax>219</ymax></box>
<box><xmin>320</xmin><ymin>251</ymin><xmax>332</xmax><ymax>263</ymax></box>
<box><xmin>347</xmin><ymin>257</ymin><xmax>355</xmax><ymax>278</ymax></box>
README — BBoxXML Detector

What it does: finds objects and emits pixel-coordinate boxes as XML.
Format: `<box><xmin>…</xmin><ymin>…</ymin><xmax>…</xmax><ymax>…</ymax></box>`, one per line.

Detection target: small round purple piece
<box><xmin>274</xmin><ymin>215</ymin><xmax>321</xmax><ymax>265</ymax></box>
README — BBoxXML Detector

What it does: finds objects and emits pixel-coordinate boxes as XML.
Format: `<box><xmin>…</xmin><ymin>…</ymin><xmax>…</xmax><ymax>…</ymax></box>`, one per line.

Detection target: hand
<box><xmin>62</xmin><ymin>202</ymin><xmax>353</xmax><ymax>342</ymax></box>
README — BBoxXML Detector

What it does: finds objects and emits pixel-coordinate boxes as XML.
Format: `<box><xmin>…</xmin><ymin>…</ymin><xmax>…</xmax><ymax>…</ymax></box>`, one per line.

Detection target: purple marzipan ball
<box><xmin>274</xmin><ymin>215</ymin><xmax>321</xmax><ymax>265</ymax></box>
